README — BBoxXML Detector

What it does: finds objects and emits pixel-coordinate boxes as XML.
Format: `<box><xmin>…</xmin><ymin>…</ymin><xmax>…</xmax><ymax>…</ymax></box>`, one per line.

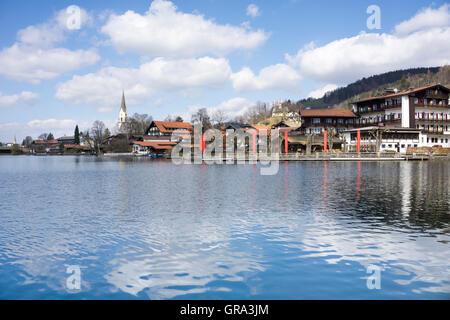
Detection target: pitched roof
<box><xmin>63</xmin><ymin>144</ymin><xmax>89</xmax><ymax>150</ymax></box>
<box><xmin>300</xmin><ymin>109</ymin><xmax>357</xmax><ymax>118</ymax></box>
<box><xmin>151</xmin><ymin>121</ymin><xmax>193</xmax><ymax>133</ymax></box>
<box><xmin>32</xmin><ymin>139</ymin><xmax>59</xmax><ymax>145</ymax></box>
<box><xmin>133</xmin><ymin>140</ymin><xmax>177</xmax><ymax>150</ymax></box>
<box><xmin>225</xmin><ymin>123</ymin><xmax>254</xmax><ymax>130</ymax></box>
<box><xmin>251</xmin><ymin>124</ymin><xmax>271</xmax><ymax>133</ymax></box>
<box><xmin>355</xmin><ymin>84</ymin><xmax>450</xmax><ymax>103</ymax></box>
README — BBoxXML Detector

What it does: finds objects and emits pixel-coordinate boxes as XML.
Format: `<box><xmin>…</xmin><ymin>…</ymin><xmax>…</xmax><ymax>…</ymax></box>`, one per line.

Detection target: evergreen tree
<box><xmin>104</xmin><ymin>128</ymin><xmax>111</xmax><ymax>139</ymax></box>
<box><xmin>74</xmin><ymin>125</ymin><xmax>80</xmax><ymax>144</ymax></box>
<box><xmin>47</xmin><ymin>133</ymin><xmax>54</xmax><ymax>140</ymax></box>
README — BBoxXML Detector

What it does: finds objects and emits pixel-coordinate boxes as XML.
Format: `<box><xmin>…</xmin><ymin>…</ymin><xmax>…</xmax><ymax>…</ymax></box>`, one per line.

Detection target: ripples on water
<box><xmin>0</xmin><ymin>156</ymin><xmax>449</xmax><ymax>299</ymax></box>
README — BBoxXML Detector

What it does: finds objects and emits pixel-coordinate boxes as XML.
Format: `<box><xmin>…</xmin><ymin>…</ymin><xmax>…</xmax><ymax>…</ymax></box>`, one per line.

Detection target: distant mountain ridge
<box><xmin>301</xmin><ymin>66</ymin><xmax>450</xmax><ymax>110</ymax></box>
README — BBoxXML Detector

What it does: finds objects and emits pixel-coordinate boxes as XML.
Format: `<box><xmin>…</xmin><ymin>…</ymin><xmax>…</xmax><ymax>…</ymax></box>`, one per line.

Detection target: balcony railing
<box><xmin>416</xmin><ymin>118</ymin><xmax>450</xmax><ymax>123</ymax></box>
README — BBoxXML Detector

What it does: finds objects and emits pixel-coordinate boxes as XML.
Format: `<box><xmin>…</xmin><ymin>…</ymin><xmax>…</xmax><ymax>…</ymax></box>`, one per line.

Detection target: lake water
<box><xmin>0</xmin><ymin>155</ymin><xmax>449</xmax><ymax>299</ymax></box>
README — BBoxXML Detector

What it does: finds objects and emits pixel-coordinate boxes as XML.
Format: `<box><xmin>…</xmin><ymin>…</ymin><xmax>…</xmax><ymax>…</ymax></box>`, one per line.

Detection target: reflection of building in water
<box><xmin>400</xmin><ymin>162</ymin><xmax>413</xmax><ymax>217</ymax></box>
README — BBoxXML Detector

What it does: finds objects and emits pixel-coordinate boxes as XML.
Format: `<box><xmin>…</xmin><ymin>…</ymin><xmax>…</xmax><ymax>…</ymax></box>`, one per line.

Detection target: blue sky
<box><xmin>0</xmin><ymin>0</ymin><xmax>449</xmax><ymax>141</ymax></box>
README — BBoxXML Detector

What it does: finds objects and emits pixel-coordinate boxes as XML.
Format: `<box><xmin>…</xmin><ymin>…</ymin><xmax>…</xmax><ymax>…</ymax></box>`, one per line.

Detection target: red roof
<box><xmin>32</xmin><ymin>139</ymin><xmax>59</xmax><ymax>145</ymax></box>
<box><xmin>152</xmin><ymin>121</ymin><xmax>193</xmax><ymax>134</ymax></box>
<box><xmin>300</xmin><ymin>109</ymin><xmax>357</xmax><ymax>118</ymax></box>
<box><xmin>63</xmin><ymin>144</ymin><xmax>88</xmax><ymax>150</ymax></box>
<box><xmin>133</xmin><ymin>140</ymin><xmax>177</xmax><ymax>150</ymax></box>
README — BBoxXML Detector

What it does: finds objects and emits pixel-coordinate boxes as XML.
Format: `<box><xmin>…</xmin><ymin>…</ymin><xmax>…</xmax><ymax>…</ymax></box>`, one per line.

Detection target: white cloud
<box><xmin>286</xmin><ymin>5</ymin><xmax>450</xmax><ymax>85</ymax></box>
<box><xmin>0</xmin><ymin>44</ymin><xmax>99</xmax><ymax>84</ymax></box>
<box><xmin>17</xmin><ymin>24</ymin><xmax>64</xmax><ymax>48</ymax></box>
<box><xmin>231</xmin><ymin>63</ymin><xmax>301</xmax><ymax>92</ymax></box>
<box><xmin>0</xmin><ymin>91</ymin><xmax>39</xmax><ymax>108</ymax></box>
<box><xmin>395</xmin><ymin>4</ymin><xmax>450</xmax><ymax>35</ymax></box>
<box><xmin>247</xmin><ymin>4</ymin><xmax>260</xmax><ymax>18</ymax></box>
<box><xmin>172</xmin><ymin>97</ymin><xmax>254</xmax><ymax>123</ymax></box>
<box><xmin>307</xmin><ymin>84</ymin><xmax>338</xmax><ymax>99</ymax></box>
<box><xmin>56</xmin><ymin>57</ymin><xmax>232</xmax><ymax>110</ymax></box>
<box><xmin>0</xmin><ymin>6</ymin><xmax>99</xmax><ymax>83</ymax></box>
<box><xmin>0</xmin><ymin>119</ymin><xmax>116</xmax><ymax>142</ymax></box>
<box><xmin>101</xmin><ymin>0</ymin><xmax>268</xmax><ymax>57</ymax></box>
<box><xmin>188</xmin><ymin>97</ymin><xmax>254</xmax><ymax>121</ymax></box>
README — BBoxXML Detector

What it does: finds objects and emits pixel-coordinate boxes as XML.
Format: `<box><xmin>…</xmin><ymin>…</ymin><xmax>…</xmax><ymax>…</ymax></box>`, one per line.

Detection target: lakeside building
<box><xmin>145</xmin><ymin>121</ymin><xmax>193</xmax><ymax>137</ymax></box>
<box><xmin>30</xmin><ymin>139</ymin><xmax>59</xmax><ymax>154</ymax></box>
<box><xmin>352</xmin><ymin>84</ymin><xmax>450</xmax><ymax>148</ymax></box>
<box><xmin>57</xmin><ymin>135</ymin><xmax>75</xmax><ymax>145</ymax></box>
<box><xmin>299</xmin><ymin>109</ymin><xmax>358</xmax><ymax>134</ymax></box>
<box><xmin>342</xmin><ymin>126</ymin><xmax>422</xmax><ymax>153</ymax></box>
<box><xmin>132</xmin><ymin>140</ymin><xmax>178</xmax><ymax>156</ymax></box>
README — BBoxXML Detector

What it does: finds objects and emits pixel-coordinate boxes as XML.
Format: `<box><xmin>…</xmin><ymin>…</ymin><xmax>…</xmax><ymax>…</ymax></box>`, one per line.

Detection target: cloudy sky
<box><xmin>0</xmin><ymin>0</ymin><xmax>449</xmax><ymax>141</ymax></box>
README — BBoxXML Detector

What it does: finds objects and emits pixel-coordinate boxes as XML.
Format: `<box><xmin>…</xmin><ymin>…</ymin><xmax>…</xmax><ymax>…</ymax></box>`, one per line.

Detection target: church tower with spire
<box><xmin>118</xmin><ymin>91</ymin><xmax>127</xmax><ymax>132</ymax></box>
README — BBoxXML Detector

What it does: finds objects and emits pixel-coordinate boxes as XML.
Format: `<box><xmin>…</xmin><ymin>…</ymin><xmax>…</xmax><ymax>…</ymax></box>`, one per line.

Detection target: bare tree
<box><xmin>91</xmin><ymin>120</ymin><xmax>105</xmax><ymax>155</ymax></box>
<box><xmin>38</xmin><ymin>133</ymin><xmax>48</xmax><ymax>140</ymax></box>
<box><xmin>123</xmin><ymin>113</ymin><xmax>153</xmax><ymax>135</ymax></box>
<box><xmin>211</xmin><ymin>110</ymin><xmax>227</xmax><ymax>127</ymax></box>
<box><xmin>22</xmin><ymin>136</ymin><xmax>33</xmax><ymax>147</ymax></box>
<box><xmin>191</xmin><ymin>108</ymin><xmax>211</xmax><ymax>129</ymax></box>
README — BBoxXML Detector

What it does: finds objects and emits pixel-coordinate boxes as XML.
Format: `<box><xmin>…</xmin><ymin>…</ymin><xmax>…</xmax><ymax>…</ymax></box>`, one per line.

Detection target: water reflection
<box><xmin>0</xmin><ymin>156</ymin><xmax>448</xmax><ymax>299</ymax></box>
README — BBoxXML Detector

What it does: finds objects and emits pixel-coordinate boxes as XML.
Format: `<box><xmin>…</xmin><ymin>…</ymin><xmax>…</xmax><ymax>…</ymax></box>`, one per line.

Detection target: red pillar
<box><xmin>284</xmin><ymin>130</ymin><xmax>288</xmax><ymax>154</ymax></box>
<box><xmin>201</xmin><ymin>133</ymin><xmax>205</xmax><ymax>153</ymax></box>
<box><xmin>324</xmin><ymin>130</ymin><xmax>327</xmax><ymax>153</ymax></box>
<box><xmin>356</xmin><ymin>130</ymin><xmax>361</xmax><ymax>152</ymax></box>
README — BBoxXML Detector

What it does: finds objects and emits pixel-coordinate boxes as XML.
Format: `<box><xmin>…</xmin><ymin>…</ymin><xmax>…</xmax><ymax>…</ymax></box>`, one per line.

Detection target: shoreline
<box><xmin>3</xmin><ymin>153</ymin><xmax>449</xmax><ymax>161</ymax></box>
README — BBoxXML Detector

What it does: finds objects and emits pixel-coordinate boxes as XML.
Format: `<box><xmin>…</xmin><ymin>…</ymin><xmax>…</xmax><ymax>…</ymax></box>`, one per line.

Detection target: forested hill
<box><xmin>301</xmin><ymin>66</ymin><xmax>443</xmax><ymax>109</ymax></box>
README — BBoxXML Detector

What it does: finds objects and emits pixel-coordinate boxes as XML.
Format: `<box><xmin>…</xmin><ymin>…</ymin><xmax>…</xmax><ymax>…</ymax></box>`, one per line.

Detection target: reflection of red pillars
<box><xmin>252</xmin><ymin>130</ymin><xmax>256</xmax><ymax>153</ymax></box>
<box><xmin>356</xmin><ymin>130</ymin><xmax>361</xmax><ymax>152</ymax></box>
<box><xmin>324</xmin><ymin>130</ymin><xmax>327</xmax><ymax>153</ymax></box>
<box><xmin>284</xmin><ymin>161</ymin><xmax>289</xmax><ymax>201</ymax></box>
<box><xmin>284</xmin><ymin>130</ymin><xmax>288</xmax><ymax>154</ymax></box>
<box><xmin>356</xmin><ymin>161</ymin><xmax>361</xmax><ymax>201</ymax></box>
<box><xmin>323</xmin><ymin>161</ymin><xmax>328</xmax><ymax>203</ymax></box>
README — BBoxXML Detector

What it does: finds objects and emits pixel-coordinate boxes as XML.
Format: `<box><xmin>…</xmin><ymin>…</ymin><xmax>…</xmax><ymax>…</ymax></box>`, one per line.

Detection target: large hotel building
<box><xmin>351</xmin><ymin>84</ymin><xmax>450</xmax><ymax>148</ymax></box>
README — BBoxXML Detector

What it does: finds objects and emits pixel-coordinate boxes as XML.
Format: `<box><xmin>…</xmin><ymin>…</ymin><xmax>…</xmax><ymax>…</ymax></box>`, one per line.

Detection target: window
<box><xmin>312</xmin><ymin>118</ymin><xmax>321</xmax><ymax>124</ymax></box>
<box><xmin>326</xmin><ymin>118</ymin><xmax>332</xmax><ymax>124</ymax></box>
<box><xmin>337</xmin><ymin>119</ymin><xmax>344</xmax><ymax>124</ymax></box>
<box><xmin>348</xmin><ymin>119</ymin><xmax>354</xmax><ymax>124</ymax></box>
<box><xmin>388</xmin><ymin>144</ymin><xmax>392</xmax><ymax>148</ymax></box>
<box><xmin>401</xmin><ymin>144</ymin><xmax>405</xmax><ymax>148</ymax></box>
<box><xmin>382</xmin><ymin>144</ymin><xmax>386</xmax><ymax>148</ymax></box>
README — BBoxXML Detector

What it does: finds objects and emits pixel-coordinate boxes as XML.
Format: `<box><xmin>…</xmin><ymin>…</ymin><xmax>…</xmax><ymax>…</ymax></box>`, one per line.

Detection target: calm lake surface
<box><xmin>0</xmin><ymin>155</ymin><xmax>449</xmax><ymax>299</ymax></box>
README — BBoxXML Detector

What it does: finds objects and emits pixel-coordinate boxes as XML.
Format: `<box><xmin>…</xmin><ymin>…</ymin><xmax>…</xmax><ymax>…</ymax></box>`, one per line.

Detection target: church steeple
<box><xmin>118</xmin><ymin>90</ymin><xmax>128</xmax><ymax>132</ymax></box>
<box><xmin>120</xmin><ymin>90</ymin><xmax>127</xmax><ymax>113</ymax></box>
